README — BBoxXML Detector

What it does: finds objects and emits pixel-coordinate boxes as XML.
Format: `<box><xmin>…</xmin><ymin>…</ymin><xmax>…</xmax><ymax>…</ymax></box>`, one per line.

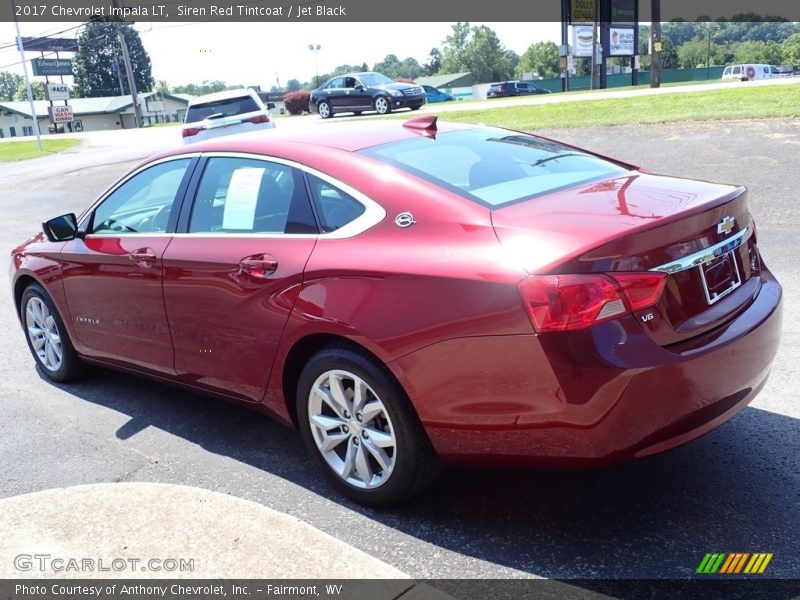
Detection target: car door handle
<box><xmin>239</xmin><ymin>254</ymin><xmax>278</xmax><ymax>279</ymax></box>
<box><xmin>129</xmin><ymin>247</ymin><xmax>157</xmax><ymax>267</ymax></box>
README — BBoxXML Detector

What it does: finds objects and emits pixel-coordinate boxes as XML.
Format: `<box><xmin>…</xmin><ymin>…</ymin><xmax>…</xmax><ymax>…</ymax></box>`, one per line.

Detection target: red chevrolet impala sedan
<box><xmin>11</xmin><ymin>116</ymin><xmax>782</xmax><ymax>505</ymax></box>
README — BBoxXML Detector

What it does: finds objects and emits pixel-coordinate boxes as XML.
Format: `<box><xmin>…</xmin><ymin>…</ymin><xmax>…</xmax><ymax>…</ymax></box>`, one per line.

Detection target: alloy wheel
<box><xmin>374</xmin><ymin>97</ymin><xmax>389</xmax><ymax>114</ymax></box>
<box><xmin>25</xmin><ymin>296</ymin><xmax>63</xmax><ymax>372</ymax></box>
<box><xmin>307</xmin><ymin>369</ymin><xmax>397</xmax><ymax>489</ymax></box>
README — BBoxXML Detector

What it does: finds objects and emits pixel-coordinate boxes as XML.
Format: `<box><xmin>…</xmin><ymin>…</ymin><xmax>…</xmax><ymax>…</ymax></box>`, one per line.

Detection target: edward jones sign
<box><xmin>50</xmin><ymin>105</ymin><xmax>74</xmax><ymax>123</ymax></box>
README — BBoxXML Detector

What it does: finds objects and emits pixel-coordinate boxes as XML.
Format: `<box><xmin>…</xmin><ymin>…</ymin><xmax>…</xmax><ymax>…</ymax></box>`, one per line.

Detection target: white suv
<box><xmin>182</xmin><ymin>88</ymin><xmax>275</xmax><ymax>144</ymax></box>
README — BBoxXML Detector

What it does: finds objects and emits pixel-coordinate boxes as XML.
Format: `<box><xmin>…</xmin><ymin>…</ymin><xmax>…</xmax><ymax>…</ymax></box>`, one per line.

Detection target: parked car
<box><xmin>721</xmin><ymin>64</ymin><xmax>781</xmax><ymax>81</ymax></box>
<box><xmin>309</xmin><ymin>72</ymin><xmax>426</xmax><ymax>118</ymax></box>
<box><xmin>487</xmin><ymin>81</ymin><xmax>551</xmax><ymax>98</ymax></box>
<box><xmin>182</xmin><ymin>88</ymin><xmax>274</xmax><ymax>143</ymax></box>
<box><xmin>421</xmin><ymin>85</ymin><xmax>456</xmax><ymax>103</ymax></box>
<box><xmin>13</xmin><ymin>115</ymin><xmax>782</xmax><ymax>506</ymax></box>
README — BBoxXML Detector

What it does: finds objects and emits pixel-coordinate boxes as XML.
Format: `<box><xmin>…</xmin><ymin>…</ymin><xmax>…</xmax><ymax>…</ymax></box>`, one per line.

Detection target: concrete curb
<box><xmin>0</xmin><ymin>482</ymin><xmax>408</xmax><ymax>579</ymax></box>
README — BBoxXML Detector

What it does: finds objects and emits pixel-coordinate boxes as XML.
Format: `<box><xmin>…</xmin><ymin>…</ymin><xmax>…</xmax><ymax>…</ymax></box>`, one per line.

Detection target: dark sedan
<box><xmin>309</xmin><ymin>72</ymin><xmax>426</xmax><ymax>118</ymax></box>
<box><xmin>487</xmin><ymin>81</ymin><xmax>552</xmax><ymax>98</ymax></box>
<box><xmin>12</xmin><ymin>116</ymin><xmax>782</xmax><ymax>506</ymax></box>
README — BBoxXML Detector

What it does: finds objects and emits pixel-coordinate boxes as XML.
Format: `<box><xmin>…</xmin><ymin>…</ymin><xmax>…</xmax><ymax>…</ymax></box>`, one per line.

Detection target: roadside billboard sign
<box><xmin>609</xmin><ymin>27</ymin><xmax>635</xmax><ymax>56</ymax></box>
<box><xmin>50</xmin><ymin>105</ymin><xmax>74</xmax><ymax>123</ymax></box>
<box><xmin>571</xmin><ymin>0</ymin><xmax>595</xmax><ymax>23</ymax></box>
<box><xmin>45</xmin><ymin>82</ymin><xmax>70</xmax><ymax>101</ymax></box>
<box><xmin>573</xmin><ymin>25</ymin><xmax>594</xmax><ymax>57</ymax></box>
<box><xmin>32</xmin><ymin>58</ymin><xmax>74</xmax><ymax>77</ymax></box>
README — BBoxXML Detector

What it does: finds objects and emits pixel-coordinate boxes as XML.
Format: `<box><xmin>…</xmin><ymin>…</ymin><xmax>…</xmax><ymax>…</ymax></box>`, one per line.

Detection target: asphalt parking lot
<box><xmin>1</xmin><ymin>117</ymin><xmax>798</xmax><ymax>579</ymax></box>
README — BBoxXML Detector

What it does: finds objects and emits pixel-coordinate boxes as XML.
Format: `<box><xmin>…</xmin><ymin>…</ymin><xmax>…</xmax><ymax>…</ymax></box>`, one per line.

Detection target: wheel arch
<box><xmin>279</xmin><ymin>332</ymin><xmax>412</xmax><ymax>430</ymax></box>
<box><xmin>13</xmin><ymin>273</ymin><xmax>41</xmax><ymax>319</ymax></box>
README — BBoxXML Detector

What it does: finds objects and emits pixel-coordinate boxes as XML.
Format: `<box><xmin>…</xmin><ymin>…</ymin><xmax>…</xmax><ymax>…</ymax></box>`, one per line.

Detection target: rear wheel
<box><xmin>317</xmin><ymin>101</ymin><xmax>333</xmax><ymax>119</ymax></box>
<box><xmin>296</xmin><ymin>346</ymin><xmax>440</xmax><ymax>506</ymax></box>
<box><xmin>21</xmin><ymin>283</ymin><xmax>85</xmax><ymax>382</ymax></box>
<box><xmin>374</xmin><ymin>96</ymin><xmax>391</xmax><ymax>115</ymax></box>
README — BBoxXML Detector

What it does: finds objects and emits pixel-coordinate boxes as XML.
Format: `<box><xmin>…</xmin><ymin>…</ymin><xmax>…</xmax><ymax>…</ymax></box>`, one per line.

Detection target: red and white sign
<box><xmin>51</xmin><ymin>105</ymin><xmax>74</xmax><ymax>123</ymax></box>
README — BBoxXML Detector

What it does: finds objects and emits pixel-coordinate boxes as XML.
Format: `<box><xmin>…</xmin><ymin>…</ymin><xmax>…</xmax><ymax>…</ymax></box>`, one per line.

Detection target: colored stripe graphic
<box><xmin>698</xmin><ymin>553</ymin><xmax>773</xmax><ymax>574</ymax></box>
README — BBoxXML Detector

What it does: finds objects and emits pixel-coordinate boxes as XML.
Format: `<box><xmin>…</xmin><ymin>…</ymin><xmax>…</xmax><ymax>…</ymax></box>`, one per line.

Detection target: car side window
<box><xmin>326</xmin><ymin>77</ymin><xmax>345</xmax><ymax>89</ymax></box>
<box><xmin>90</xmin><ymin>159</ymin><xmax>191</xmax><ymax>235</ymax></box>
<box><xmin>732</xmin><ymin>66</ymin><xmax>741</xmax><ymax>75</ymax></box>
<box><xmin>189</xmin><ymin>157</ymin><xmax>316</xmax><ymax>234</ymax></box>
<box><xmin>344</xmin><ymin>77</ymin><xmax>357</xmax><ymax>88</ymax></box>
<box><xmin>307</xmin><ymin>174</ymin><xmax>366</xmax><ymax>233</ymax></box>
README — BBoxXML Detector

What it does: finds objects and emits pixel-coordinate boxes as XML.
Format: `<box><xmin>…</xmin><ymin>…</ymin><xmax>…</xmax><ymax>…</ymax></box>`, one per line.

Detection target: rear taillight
<box><xmin>518</xmin><ymin>272</ymin><xmax>667</xmax><ymax>333</ymax></box>
<box><xmin>249</xmin><ymin>114</ymin><xmax>270</xmax><ymax>124</ymax></box>
<box><xmin>182</xmin><ymin>127</ymin><xmax>201</xmax><ymax>138</ymax></box>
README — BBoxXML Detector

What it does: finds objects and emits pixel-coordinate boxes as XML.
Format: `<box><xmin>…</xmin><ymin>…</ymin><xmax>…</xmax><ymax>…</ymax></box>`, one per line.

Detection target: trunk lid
<box><xmin>492</xmin><ymin>172</ymin><xmax>759</xmax><ymax>345</ymax></box>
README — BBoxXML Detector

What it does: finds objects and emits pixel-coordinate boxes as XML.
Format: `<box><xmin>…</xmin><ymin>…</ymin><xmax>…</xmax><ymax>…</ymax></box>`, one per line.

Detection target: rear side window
<box><xmin>359</xmin><ymin>128</ymin><xmax>628</xmax><ymax>208</ymax></box>
<box><xmin>732</xmin><ymin>66</ymin><xmax>741</xmax><ymax>75</ymax></box>
<box><xmin>189</xmin><ymin>157</ymin><xmax>315</xmax><ymax>234</ymax></box>
<box><xmin>723</xmin><ymin>67</ymin><xmax>731</xmax><ymax>75</ymax></box>
<box><xmin>307</xmin><ymin>174</ymin><xmax>365</xmax><ymax>232</ymax></box>
<box><xmin>186</xmin><ymin>95</ymin><xmax>260</xmax><ymax>122</ymax></box>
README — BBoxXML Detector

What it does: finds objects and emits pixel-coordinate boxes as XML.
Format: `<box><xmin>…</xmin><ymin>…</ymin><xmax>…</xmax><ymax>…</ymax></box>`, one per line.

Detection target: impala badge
<box><xmin>394</xmin><ymin>212</ymin><xmax>416</xmax><ymax>228</ymax></box>
<box><xmin>717</xmin><ymin>216</ymin><xmax>735</xmax><ymax>236</ymax></box>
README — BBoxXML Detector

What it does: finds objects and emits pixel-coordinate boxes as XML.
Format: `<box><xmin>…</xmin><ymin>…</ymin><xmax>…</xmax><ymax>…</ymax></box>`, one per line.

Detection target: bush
<box><xmin>283</xmin><ymin>90</ymin><xmax>311</xmax><ymax>115</ymax></box>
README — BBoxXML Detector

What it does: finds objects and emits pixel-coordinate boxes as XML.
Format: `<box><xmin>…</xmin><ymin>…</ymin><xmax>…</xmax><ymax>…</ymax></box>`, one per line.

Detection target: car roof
<box><xmin>188</xmin><ymin>88</ymin><xmax>256</xmax><ymax>105</ymax></box>
<box><xmin>164</xmin><ymin>119</ymin><xmax>479</xmax><ymax>157</ymax></box>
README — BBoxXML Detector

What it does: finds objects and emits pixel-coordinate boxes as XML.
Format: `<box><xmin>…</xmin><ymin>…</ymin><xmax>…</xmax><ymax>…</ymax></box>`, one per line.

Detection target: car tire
<box><xmin>373</xmin><ymin>96</ymin><xmax>391</xmax><ymax>115</ymax></box>
<box><xmin>20</xmin><ymin>283</ymin><xmax>86</xmax><ymax>383</ymax></box>
<box><xmin>296</xmin><ymin>346</ymin><xmax>441</xmax><ymax>506</ymax></box>
<box><xmin>317</xmin><ymin>101</ymin><xmax>333</xmax><ymax>119</ymax></box>
<box><xmin>353</xmin><ymin>111</ymin><xmax>362</xmax><ymax>116</ymax></box>
<box><xmin>411</xmin><ymin>106</ymin><xmax>421</xmax><ymax>111</ymax></box>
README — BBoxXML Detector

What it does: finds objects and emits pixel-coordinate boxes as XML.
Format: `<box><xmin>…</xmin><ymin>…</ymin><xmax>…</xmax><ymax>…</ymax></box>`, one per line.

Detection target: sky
<box><xmin>0</xmin><ymin>21</ymin><xmax>562</xmax><ymax>91</ymax></box>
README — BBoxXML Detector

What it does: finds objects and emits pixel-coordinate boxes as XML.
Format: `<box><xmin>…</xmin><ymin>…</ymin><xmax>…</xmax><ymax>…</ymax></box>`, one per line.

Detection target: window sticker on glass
<box><xmin>222</xmin><ymin>167</ymin><xmax>264</xmax><ymax>230</ymax></box>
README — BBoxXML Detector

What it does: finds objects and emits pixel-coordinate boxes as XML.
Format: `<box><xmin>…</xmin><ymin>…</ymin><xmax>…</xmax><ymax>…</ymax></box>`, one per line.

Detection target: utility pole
<box><xmin>113</xmin><ymin>1</ymin><xmax>142</xmax><ymax>128</ymax></box>
<box><xmin>590</xmin><ymin>0</ymin><xmax>600</xmax><ymax>90</ymax></box>
<box><xmin>650</xmin><ymin>0</ymin><xmax>662</xmax><ymax>88</ymax></box>
<box><xmin>12</xmin><ymin>0</ymin><xmax>43</xmax><ymax>150</ymax></box>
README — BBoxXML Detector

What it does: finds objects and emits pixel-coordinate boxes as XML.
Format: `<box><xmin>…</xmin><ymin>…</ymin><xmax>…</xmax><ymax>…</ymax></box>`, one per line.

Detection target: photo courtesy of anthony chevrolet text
<box><xmin>0</xmin><ymin>0</ymin><xmax>798</xmax><ymax>598</ymax></box>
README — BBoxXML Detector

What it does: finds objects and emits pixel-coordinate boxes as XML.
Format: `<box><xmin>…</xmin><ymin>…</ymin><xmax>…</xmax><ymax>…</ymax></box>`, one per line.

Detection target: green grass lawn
<box><xmin>0</xmin><ymin>138</ymin><xmax>81</xmax><ymax>162</ymax></box>
<box><xmin>427</xmin><ymin>84</ymin><xmax>800</xmax><ymax>129</ymax></box>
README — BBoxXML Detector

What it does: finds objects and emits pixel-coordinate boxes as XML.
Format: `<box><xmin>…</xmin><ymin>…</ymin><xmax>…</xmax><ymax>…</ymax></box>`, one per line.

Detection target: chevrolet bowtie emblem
<box><xmin>717</xmin><ymin>216</ymin><xmax>736</xmax><ymax>236</ymax></box>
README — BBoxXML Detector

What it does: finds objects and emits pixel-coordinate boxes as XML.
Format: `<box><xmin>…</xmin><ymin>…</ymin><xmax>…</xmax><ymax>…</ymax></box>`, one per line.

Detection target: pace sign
<box><xmin>45</xmin><ymin>83</ymin><xmax>70</xmax><ymax>101</ymax></box>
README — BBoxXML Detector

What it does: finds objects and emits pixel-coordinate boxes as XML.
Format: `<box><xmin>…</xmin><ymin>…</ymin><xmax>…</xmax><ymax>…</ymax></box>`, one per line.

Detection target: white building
<box><xmin>0</xmin><ymin>92</ymin><xmax>192</xmax><ymax>138</ymax></box>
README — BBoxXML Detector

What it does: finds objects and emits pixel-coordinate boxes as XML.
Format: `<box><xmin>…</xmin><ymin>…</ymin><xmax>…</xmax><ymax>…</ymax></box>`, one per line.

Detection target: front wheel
<box><xmin>317</xmin><ymin>101</ymin><xmax>333</xmax><ymax>119</ymax></box>
<box><xmin>296</xmin><ymin>346</ymin><xmax>440</xmax><ymax>506</ymax></box>
<box><xmin>21</xmin><ymin>283</ymin><xmax>86</xmax><ymax>382</ymax></box>
<box><xmin>373</xmin><ymin>96</ymin><xmax>391</xmax><ymax>115</ymax></box>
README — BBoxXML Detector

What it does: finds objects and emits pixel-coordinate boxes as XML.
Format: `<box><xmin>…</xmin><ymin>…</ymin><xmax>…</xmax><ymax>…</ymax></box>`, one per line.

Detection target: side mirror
<box><xmin>42</xmin><ymin>213</ymin><xmax>78</xmax><ymax>242</ymax></box>
<box><xmin>354</xmin><ymin>84</ymin><xmax>365</xmax><ymax>91</ymax></box>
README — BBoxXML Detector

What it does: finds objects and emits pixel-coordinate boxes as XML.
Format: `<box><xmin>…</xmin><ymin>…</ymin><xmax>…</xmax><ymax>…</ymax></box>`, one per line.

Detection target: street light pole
<box><xmin>705</xmin><ymin>24</ymin><xmax>715</xmax><ymax>80</ymax></box>
<box><xmin>12</xmin><ymin>0</ymin><xmax>43</xmax><ymax>151</ymax></box>
<box><xmin>308</xmin><ymin>44</ymin><xmax>320</xmax><ymax>87</ymax></box>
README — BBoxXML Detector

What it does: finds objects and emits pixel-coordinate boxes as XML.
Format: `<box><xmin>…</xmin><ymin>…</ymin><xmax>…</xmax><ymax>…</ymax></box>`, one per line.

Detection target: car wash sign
<box><xmin>50</xmin><ymin>105</ymin><xmax>74</xmax><ymax>123</ymax></box>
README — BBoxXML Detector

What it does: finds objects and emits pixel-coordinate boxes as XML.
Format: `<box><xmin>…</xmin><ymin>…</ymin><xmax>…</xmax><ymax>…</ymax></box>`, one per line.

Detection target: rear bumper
<box><xmin>391</xmin><ymin>270</ymin><xmax>782</xmax><ymax>466</ymax></box>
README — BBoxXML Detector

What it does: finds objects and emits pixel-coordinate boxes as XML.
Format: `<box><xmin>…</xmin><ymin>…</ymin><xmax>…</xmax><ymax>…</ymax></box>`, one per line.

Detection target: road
<box><xmin>0</xmin><ymin>116</ymin><xmax>798</xmax><ymax>579</ymax></box>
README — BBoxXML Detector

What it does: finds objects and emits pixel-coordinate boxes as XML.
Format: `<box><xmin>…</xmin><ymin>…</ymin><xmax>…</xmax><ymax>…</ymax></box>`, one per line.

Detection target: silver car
<box><xmin>182</xmin><ymin>88</ymin><xmax>275</xmax><ymax>143</ymax></box>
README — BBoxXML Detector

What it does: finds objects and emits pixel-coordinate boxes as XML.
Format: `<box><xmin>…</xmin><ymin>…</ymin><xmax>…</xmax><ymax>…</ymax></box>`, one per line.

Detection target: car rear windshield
<box><xmin>186</xmin><ymin>96</ymin><xmax>260</xmax><ymax>122</ymax></box>
<box><xmin>358</xmin><ymin>127</ymin><xmax>629</xmax><ymax>207</ymax></box>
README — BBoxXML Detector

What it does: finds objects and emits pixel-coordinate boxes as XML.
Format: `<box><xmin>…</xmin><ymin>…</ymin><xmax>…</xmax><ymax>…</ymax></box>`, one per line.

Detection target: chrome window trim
<box><xmin>80</xmin><ymin>151</ymin><xmax>386</xmax><ymax>240</ymax></box>
<box><xmin>650</xmin><ymin>226</ymin><xmax>751</xmax><ymax>274</ymax></box>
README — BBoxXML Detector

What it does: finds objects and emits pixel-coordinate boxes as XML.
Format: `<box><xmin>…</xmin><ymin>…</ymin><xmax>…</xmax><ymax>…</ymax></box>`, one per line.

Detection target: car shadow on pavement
<box><xmin>47</xmin><ymin>366</ymin><xmax>800</xmax><ymax>580</ymax></box>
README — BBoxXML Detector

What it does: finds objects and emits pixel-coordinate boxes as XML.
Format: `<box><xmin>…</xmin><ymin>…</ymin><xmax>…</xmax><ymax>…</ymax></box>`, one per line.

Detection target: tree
<box><xmin>14</xmin><ymin>80</ymin><xmax>45</xmax><ymax>100</ymax></box>
<box><xmin>73</xmin><ymin>21</ymin><xmax>154</xmax><ymax>98</ymax></box>
<box><xmin>517</xmin><ymin>41</ymin><xmax>560</xmax><ymax>78</ymax></box>
<box><xmin>732</xmin><ymin>40</ymin><xmax>783</xmax><ymax>64</ymax></box>
<box><xmin>155</xmin><ymin>79</ymin><xmax>170</xmax><ymax>95</ymax></box>
<box><xmin>784</xmin><ymin>33</ymin><xmax>800</xmax><ymax>65</ymax></box>
<box><xmin>678</xmin><ymin>38</ymin><xmax>719</xmax><ymax>68</ymax></box>
<box><xmin>0</xmin><ymin>71</ymin><xmax>23</xmax><ymax>101</ymax></box>
<box><xmin>440</xmin><ymin>23</ymin><xmax>514</xmax><ymax>82</ymax></box>
<box><xmin>423</xmin><ymin>48</ymin><xmax>441</xmax><ymax>75</ymax></box>
<box><xmin>440</xmin><ymin>22</ymin><xmax>472</xmax><ymax>74</ymax></box>
<box><xmin>286</xmin><ymin>79</ymin><xmax>301</xmax><ymax>92</ymax></box>
<box><xmin>172</xmin><ymin>81</ymin><xmax>235</xmax><ymax>95</ymax></box>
